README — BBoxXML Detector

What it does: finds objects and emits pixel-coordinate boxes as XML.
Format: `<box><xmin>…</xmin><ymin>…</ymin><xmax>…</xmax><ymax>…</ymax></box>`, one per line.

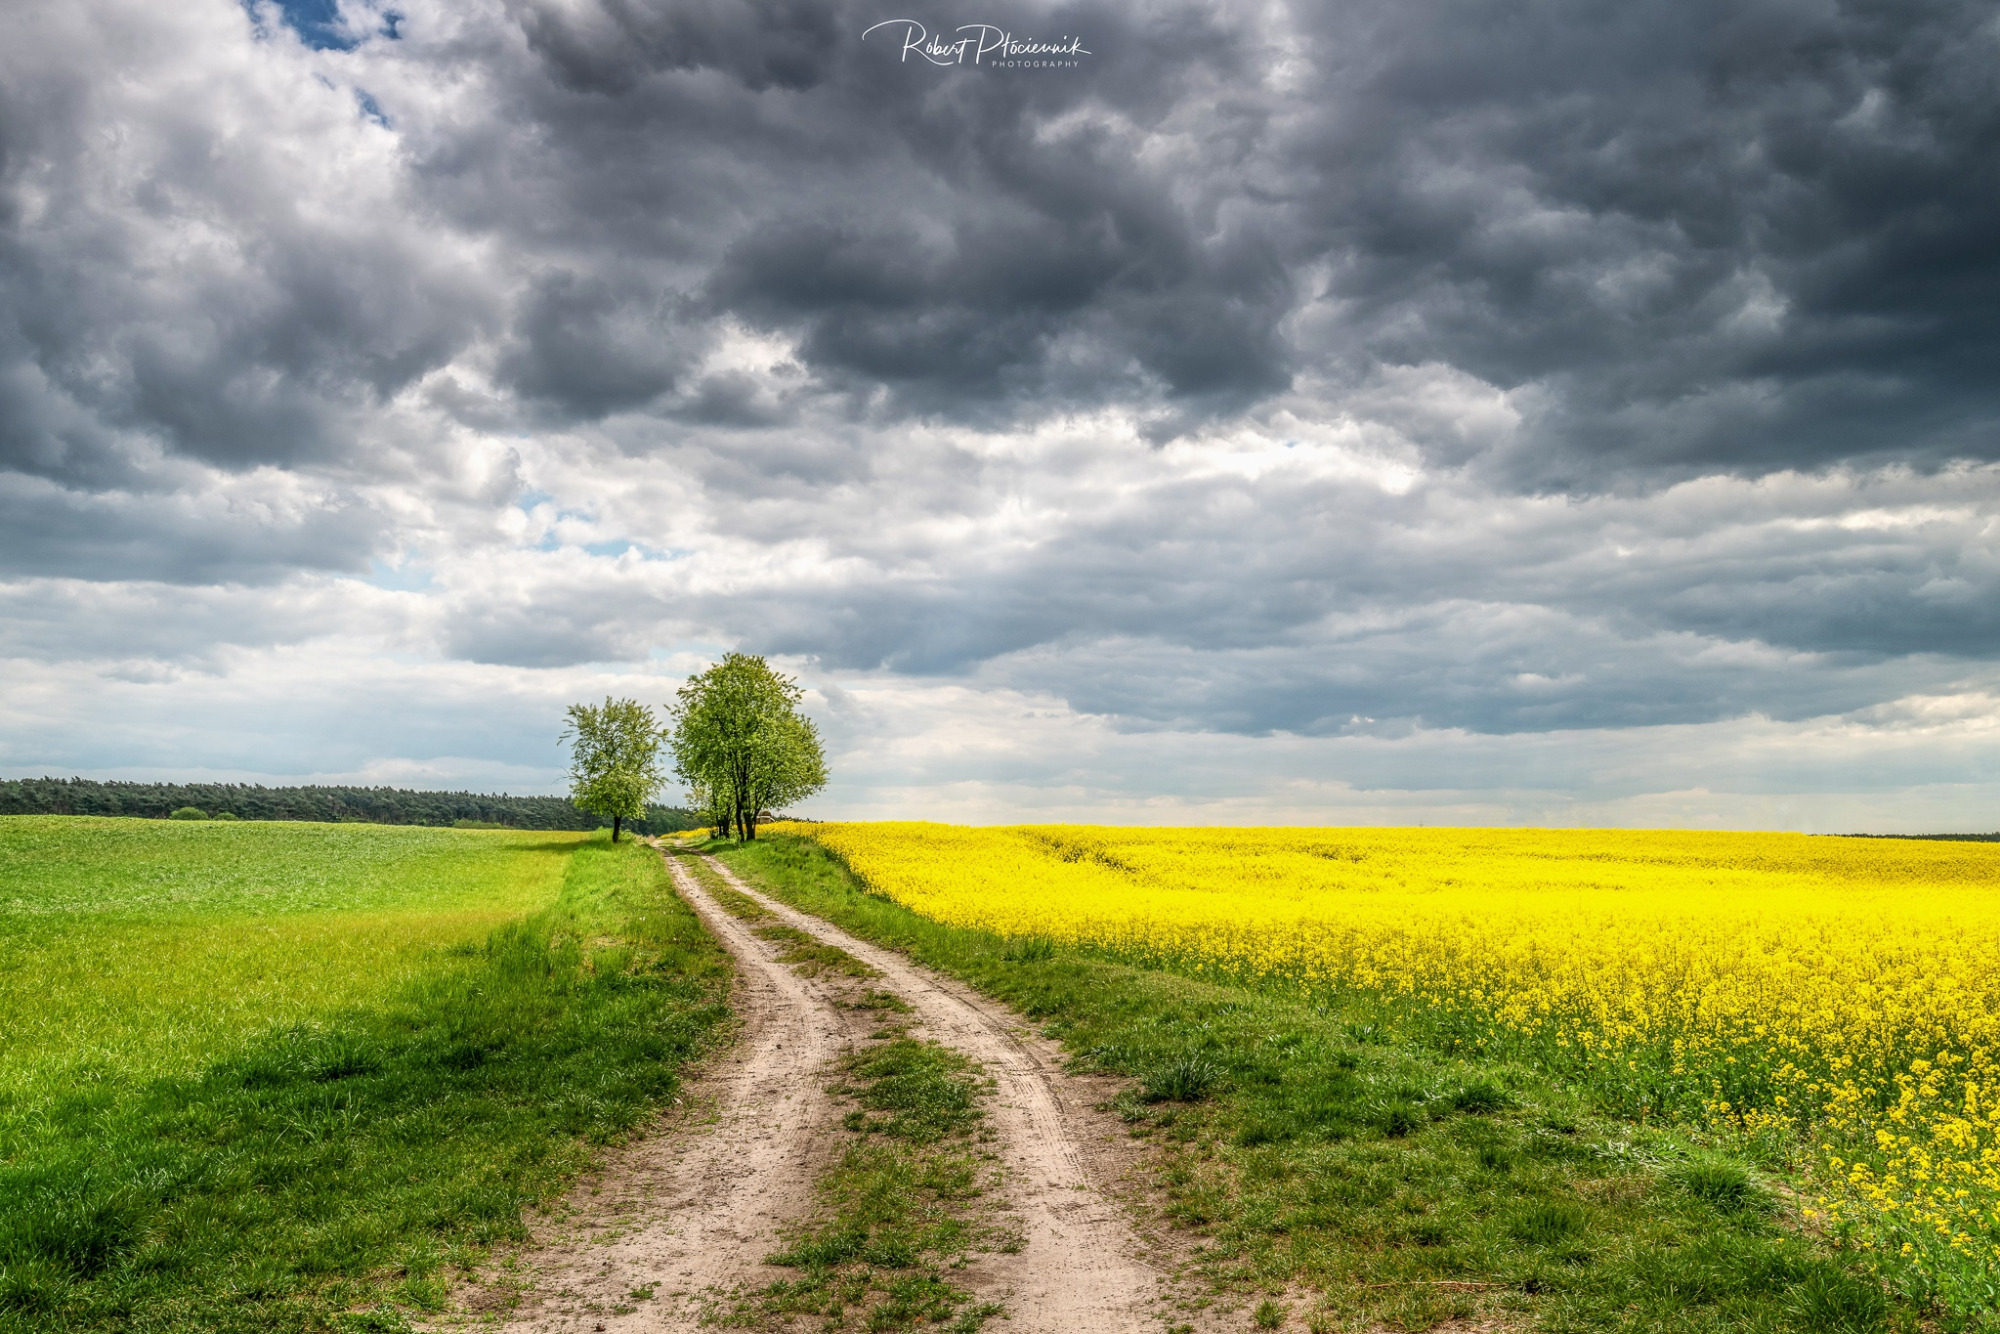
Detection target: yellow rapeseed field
<box><xmin>779</xmin><ymin>821</ymin><xmax>2000</xmax><ymax>1302</ymax></box>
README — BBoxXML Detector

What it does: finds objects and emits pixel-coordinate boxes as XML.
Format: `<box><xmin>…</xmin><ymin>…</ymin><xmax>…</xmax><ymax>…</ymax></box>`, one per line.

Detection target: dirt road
<box><xmin>462</xmin><ymin>846</ymin><xmax>1185</xmax><ymax>1332</ymax></box>
<box><xmin>697</xmin><ymin>853</ymin><xmax>1168</xmax><ymax>1330</ymax></box>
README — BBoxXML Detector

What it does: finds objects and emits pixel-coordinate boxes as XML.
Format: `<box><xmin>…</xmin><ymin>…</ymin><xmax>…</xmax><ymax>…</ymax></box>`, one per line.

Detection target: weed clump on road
<box><xmin>851</xmin><ymin>989</ymin><xmax>913</xmax><ymax>1014</ymax></box>
<box><xmin>836</xmin><ymin>1038</ymin><xmax>986</xmax><ymax>1143</ymax></box>
<box><xmin>754</xmin><ymin>923</ymin><xmax>881</xmax><ymax>979</ymax></box>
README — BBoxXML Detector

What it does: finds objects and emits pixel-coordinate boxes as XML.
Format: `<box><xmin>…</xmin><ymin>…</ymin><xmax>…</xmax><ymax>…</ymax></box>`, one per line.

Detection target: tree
<box><xmin>562</xmin><ymin>696</ymin><xmax>667</xmax><ymax>842</ymax></box>
<box><xmin>668</xmin><ymin>654</ymin><xmax>828</xmax><ymax>840</ymax></box>
<box><xmin>683</xmin><ymin>777</ymin><xmax>732</xmax><ymax>839</ymax></box>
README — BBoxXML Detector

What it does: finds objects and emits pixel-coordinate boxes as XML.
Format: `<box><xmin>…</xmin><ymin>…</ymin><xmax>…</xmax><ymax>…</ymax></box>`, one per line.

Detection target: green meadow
<box><xmin>0</xmin><ymin>818</ymin><xmax>729</xmax><ymax>1332</ymax></box>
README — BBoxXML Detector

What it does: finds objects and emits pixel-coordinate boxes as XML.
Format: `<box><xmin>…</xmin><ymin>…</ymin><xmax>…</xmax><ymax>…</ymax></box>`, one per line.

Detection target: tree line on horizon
<box><xmin>0</xmin><ymin>776</ymin><xmax>702</xmax><ymax>833</ymax></box>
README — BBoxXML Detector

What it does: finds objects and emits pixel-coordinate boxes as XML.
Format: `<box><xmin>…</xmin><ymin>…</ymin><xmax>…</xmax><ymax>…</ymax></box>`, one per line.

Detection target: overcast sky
<box><xmin>4</xmin><ymin>0</ymin><xmax>1999</xmax><ymax>828</ymax></box>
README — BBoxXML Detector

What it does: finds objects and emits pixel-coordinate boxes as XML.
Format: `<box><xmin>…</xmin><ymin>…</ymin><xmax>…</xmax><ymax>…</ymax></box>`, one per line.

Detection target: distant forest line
<box><xmin>5</xmin><ymin>778</ymin><xmax>1992</xmax><ymax>841</ymax></box>
<box><xmin>0</xmin><ymin>776</ymin><xmax>703</xmax><ymax>834</ymax></box>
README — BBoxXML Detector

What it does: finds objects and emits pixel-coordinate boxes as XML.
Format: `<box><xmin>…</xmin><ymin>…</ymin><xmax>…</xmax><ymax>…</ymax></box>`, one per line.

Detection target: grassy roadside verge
<box><xmin>708</xmin><ymin>834</ymin><xmax>1910</xmax><ymax>1334</ymax></box>
<box><xmin>0</xmin><ymin>830</ymin><xmax>729</xmax><ymax>1333</ymax></box>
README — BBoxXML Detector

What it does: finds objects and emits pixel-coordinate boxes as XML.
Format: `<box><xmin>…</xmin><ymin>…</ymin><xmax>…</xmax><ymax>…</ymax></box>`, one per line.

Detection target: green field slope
<box><xmin>0</xmin><ymin>818</ymin><xmax>728</xmax><ymax>1332</ymax></box>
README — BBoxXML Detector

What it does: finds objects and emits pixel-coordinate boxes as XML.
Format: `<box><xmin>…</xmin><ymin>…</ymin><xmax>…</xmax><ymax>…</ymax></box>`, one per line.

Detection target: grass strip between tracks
<box><xmin>724</xmin><ymin>1034</ymin><xmax>1009</xmax><ymax>1334</ymax></box>
<box><xmin>706</xmin><ymin>833</ymin><xmax>1917</xmax><ymax>1334</ymax></box>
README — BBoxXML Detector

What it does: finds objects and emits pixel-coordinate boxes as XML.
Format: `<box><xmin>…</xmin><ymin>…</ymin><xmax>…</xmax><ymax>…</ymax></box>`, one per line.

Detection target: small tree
<box><xmin>562</xmin><ymin>696</ymin><xmax>667</xmax><ymax>842</ymax></box>
<box><xmin>683</xmin><ymin>777</ymin><xmax>731</xmax><ymax>838</ymax></box>
<box><xmin>668</xmin><ymin>654</ymin><xmax>828</xmax><ymax>840</ymax></box>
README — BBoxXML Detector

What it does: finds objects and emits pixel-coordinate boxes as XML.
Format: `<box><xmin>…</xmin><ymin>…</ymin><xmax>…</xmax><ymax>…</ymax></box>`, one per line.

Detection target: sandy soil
<box><xmin>448</xmin><ymin>845</ymin><xmax>1226</xmax><ymax>1333</ymax></box>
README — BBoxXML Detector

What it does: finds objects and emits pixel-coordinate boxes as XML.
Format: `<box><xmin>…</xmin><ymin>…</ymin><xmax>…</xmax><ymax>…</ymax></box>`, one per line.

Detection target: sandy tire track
<box><xmin>456</xmin><ymin>851</ymin><xmax>865</xmax><ymax>1333</ymax></box>
<box><xmin>697</xmin><ymin>853</ymin><xmax>1178</xmax><ymax>1333</ymax></box>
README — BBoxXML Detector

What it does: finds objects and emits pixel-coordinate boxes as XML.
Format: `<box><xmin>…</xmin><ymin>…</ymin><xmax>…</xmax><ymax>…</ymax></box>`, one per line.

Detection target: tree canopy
<box><xmin>668</xmin><ymin>654</ymin><xmax>827</xmax><ymax>840</ymax></box>
<box><xmin>562</xmin><ymin>697</ymin><xmax>669</xmax><ymax>842</ymax></box>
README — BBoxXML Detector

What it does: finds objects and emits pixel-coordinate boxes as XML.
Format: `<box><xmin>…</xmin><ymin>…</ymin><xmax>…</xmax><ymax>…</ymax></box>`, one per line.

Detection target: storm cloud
<box><xmin>2</xmin><ymin>0</ymin><xmax>1998</xmax><ymax>822</ymax></box>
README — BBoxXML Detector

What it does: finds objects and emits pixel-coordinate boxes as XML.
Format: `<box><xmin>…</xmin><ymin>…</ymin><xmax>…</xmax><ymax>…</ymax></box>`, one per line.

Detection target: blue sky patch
<box><xmin>265</xmin><ymin>0</ymin><xmax>357</xmax><ymax>51</ymax></box>
<box><xmin>365</xmin><ymin>557</ymin><xmax>433</xmax><ymax>592</ymax></box>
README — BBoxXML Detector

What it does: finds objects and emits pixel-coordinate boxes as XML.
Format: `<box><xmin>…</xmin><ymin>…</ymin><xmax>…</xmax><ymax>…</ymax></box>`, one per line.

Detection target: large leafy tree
<box><xmin>562</xmin><ymin>696</ymin><xmax>667</xmax><ymax>842</ymax></box>
<box><xmin>668</xmin><ymin>654</ymin><xmax>828</xmax><ymax>840</ymax></box>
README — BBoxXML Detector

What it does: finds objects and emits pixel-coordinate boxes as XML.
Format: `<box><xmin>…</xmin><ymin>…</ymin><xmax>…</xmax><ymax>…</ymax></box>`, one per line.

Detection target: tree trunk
<box><xmin>612</xmin><ymin>814</ymin><xmax>622</xmax><ymax>842</ymax></box>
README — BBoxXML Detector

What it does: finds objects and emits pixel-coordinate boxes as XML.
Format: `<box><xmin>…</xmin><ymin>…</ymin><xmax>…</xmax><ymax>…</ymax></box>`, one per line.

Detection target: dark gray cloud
<box><xmin>9</xmin><ymin>0</ymin><xmax>1997</xmax><ymax>480</ymax></box>
<box><xmin>407</xmin><ymin>0</ymin><xmax>2000</xmax><ymax>470</ymax></box>
<box><xmin>0</xmin><ymin>472</ymin><xmax>383</xmax><ymax>584</ymax></box>
<box><xmin>0</xmin><ymin>22</ymin><xmax>493</xmax><ymax>488</ymax></box>
<box><xmin>499</xmin><ymin>269</ymin><xmax>702</xmax><ymax>416</ymax></box>
<box><xmin>1283</xmin><ymin>0</ymin><xmax>2000</xmax><ymax>482</ymax></box>
<box><xmin>4</xmin><ymin>0</ymin><xmax>2000</xmax><ymax>782</ymax></box>
<box><xmin>411</xmin><ymin>0</ymin><xmax>1293</xmax><ymax>426</ymax></box>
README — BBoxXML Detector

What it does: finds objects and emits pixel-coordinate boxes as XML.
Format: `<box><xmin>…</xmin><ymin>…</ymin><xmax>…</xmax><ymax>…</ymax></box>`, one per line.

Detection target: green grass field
<box><xmin>0</xmin><ymin>818</ymin><xmax>728</xmax><ymax>1332</ymax></box>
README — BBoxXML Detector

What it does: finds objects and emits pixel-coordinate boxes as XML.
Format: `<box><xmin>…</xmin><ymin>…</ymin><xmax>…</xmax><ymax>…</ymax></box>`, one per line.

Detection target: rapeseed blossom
<box><xmin>779</xmin><ymin>821</ymin><xmax>2000</xmax><ymax>1309</ymax></box>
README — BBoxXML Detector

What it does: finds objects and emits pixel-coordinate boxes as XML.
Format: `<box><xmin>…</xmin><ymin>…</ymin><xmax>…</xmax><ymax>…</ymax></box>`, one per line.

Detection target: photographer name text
<box><xmin>863</xmin><ymin>20</ymin><xmax>1092</xmax><ymax>68</ymax></box>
